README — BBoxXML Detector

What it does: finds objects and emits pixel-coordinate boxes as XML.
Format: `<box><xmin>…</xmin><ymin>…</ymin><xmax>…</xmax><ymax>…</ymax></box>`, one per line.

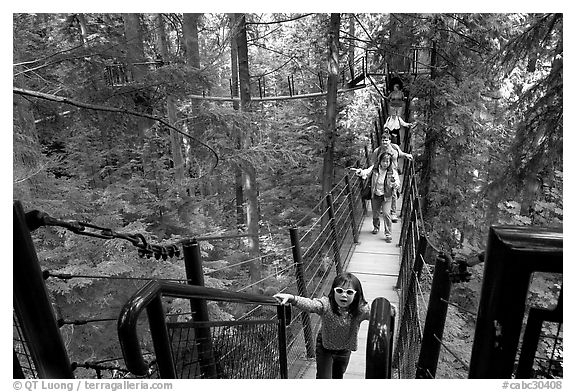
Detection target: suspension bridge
<box><xmin>13</xmin><ymin>57</ymin><xmax>563</xmax><ymax>380</ymax></box>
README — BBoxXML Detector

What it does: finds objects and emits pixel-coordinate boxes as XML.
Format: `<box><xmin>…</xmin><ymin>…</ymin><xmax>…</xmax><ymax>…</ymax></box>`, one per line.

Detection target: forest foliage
<box><xmin>13</xmin><ymin>13</ymin><xmax>562</xmax><ymax>377</ymax></box>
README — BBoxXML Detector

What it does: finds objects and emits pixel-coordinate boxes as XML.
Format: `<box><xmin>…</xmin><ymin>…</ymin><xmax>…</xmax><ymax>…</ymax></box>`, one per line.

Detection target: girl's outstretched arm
<box><xmin>273</xmin><ymin>293</ymin><xmax>326</xmax><ymax>314</ymax></box>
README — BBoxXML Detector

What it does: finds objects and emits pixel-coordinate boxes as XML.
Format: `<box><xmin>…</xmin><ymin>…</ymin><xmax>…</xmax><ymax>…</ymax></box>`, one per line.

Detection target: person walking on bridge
<box><xmin>354</xmin><ymin>130</ymin><xmax>413</xmax><ymax>242</ymax></box>
<box><xmin>384</xmin><ymin>83</ymin><xmax>406</xmax><ymax>116</ymax></box>
<box><xmin>274</xmin><ymin>273</ymin><xmax>370</xmax><ymax>379</ymax></box>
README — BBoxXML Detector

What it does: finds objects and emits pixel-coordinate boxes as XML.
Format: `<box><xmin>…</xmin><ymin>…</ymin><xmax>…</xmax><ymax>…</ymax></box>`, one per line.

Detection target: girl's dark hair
<box><xmin>328</xmin><ymin>273</ymin><xmax>368</xmax><ymax>318</ymax></box>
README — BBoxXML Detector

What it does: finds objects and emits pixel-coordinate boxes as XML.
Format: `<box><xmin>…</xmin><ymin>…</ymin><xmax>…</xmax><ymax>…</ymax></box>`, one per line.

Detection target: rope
<box><xmin>433</xmin><ymin>334</ymin><xmax>471</xmax><ymax>372</ymax></box>
<box><xmin>309</xmin><ymin>265</ymin><xmax>333</xmax><ymax>296</ymax></box>
<box><xmin>57</xmin><ymin>318</ymin><xmax>116</xmax><ymax>326</ymax></box>
<box><xmin>421</xmin><ymin>254</ymin><xmax>434</xmax><ymax>280</ymax></box>
<box><xmin>192</xmin><ymin>233</ymin><xmax>258</xmax><ymax>241</ymax></box>
<box><xmin>300</xmin><ymin>210</ymin><xmax>328</xmax><ymax>248</ymax></box>
<box><xmin>237</xmin><ymin>263</ymin><xmax>294</xmax><ymax>292</ymax></box>
<box><xmin>414</xmin><ymin>276</ymin><xmax>429</xmax><ymax>315</ymax></box>
<box><xmin>302</xmin><ymin>233</ymin><xmax>333</xmax><ymax>276</ymax></box>
<box><xmin>203</xmin><ymin>246</ymin><xmax>294</xmax><ymax>275</ymax></box>
<box><xmin>440</xmin><ymin>298</ymin><xmax>477</xmax><ymax>317</ymax></box>
<box><xmin>293</xmin><ymin>175</ymin><xmax>353</xmax><ymax>228</ymax></box>
<box><xmin>332</xmin><ymin>186</ymin><xmax>348</xmax><ymax>204</ymax></box>
<box><xmin>294</xmin><ymin>196</ymin><xmax>327</xmax><ymax>227</ymax></box>
<box><xmin>44</xmin><ymin>270</ymin><xmax>188</xmax><ymax>283</ymax></box>
<box><xmin>299</xmin><ymin>208</ymin><xmax>331</xmax><ymax>243</ymax></box>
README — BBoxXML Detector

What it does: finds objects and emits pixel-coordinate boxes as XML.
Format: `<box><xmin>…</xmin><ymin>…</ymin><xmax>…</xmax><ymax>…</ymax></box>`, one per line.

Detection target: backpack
<box><xmin>361</xmin><ymin>174</ymin><xmax>372</xmax><ymax>200</ymax></box>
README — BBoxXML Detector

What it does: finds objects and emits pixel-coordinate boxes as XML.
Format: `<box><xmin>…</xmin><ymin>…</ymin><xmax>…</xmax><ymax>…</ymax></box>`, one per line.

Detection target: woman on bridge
<box><xmin>385</xmin><ymin>83</ymin><xmax>406</xmax><ymax>116</ymax></box>
<box><xmin>274</xmin><ymin>273</ymin><xmax>370</xmax><ymax>379</ymax></box>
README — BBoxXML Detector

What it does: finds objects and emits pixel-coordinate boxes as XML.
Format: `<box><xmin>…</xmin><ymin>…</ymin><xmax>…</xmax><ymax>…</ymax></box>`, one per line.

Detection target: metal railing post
<box><xmin>366</xmin><ymin>297</ymin><xmax>396</xmax><ymax>378</ymax></box>
<box><xmin>361</xmin><ymin>148</ymin><xmax>369</xmax><ymax>216</ymax></box>
<box><xmin>276</xmin><ymin>305</ymin><xmax>290</xmax><ymax>378</ymax></box>
<box><xmin>146</xmin><ymin>294</ymin><xmax>176</xmax><ymax>378</ymax></box>
<box><xmin>13</xmin><ymin>201</ymin><xmax>74</xmax><ymax>378</ymax></box>
<box><xmin>344</xmin><ymin>174</ymin><xmax>359</xmax><ymax>243</ymax></box>
<box><xmin>382</xmin><ymin>98</ymin><xmax>388</xmax><ymax>119</ymax></box>
<box><xmin>289</xmin><ymin>228</ymin><xmax>314</xmax><ymax>358</ymax></box>
<box><xmin>183</xmin><ymin>241</ymin><xmax>218</xmax><ymax>378</ymax></box>
<box><xmin>326</xmin><ymin>193</ymin><xmax>343</xmax><ymax>274</ymax></box>
<box><xmin>416</xmin><ymin>253</ymin><xmax>451</xmax><ymax>378</ymax></box>
<box><xmin>516</xmin><ymin>290</ymin><xmax>562</xmax><ymax>378</ymax></box>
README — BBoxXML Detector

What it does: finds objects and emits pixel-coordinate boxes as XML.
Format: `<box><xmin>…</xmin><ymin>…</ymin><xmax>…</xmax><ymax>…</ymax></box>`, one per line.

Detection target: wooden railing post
<box><xmin>289</xmin><ymin>228</ymin><xmax>315</xmax><ymax>358</ymax></box>
<box><xmin>326</xmin><ymin>193</ymin><xmax>343</xmax><ymax>274</ymax></box>
<box><xmin>344</xmin><ymin>174</ymin><xmax>359</xmax><ymax>243</ymax></box>
<box><xmin>183</xmin><ymin>241</ymin><xmax>218</xmax><ymax>378</ymax></box>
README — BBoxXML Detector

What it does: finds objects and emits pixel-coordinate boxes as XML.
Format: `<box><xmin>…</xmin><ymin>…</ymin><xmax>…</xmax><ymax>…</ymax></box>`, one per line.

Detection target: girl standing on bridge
<box><xmin>274</xmin><ymin>272</ymin><xmax>370</xmax><ymax>379</ymax></box>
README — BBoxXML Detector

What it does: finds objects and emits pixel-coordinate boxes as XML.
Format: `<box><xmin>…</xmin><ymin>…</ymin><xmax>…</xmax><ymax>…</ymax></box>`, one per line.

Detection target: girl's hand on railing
<box><xmin>273</xmin><ymin>293</ymin><xmax>294</xmax><ymax>305</ymax></box>
<box><xmin>349</xmin><ymin>167</ymin><xmax>363</xmax><ymax>176</ymax></box>
<box><xmin>405</xmin><ymin>153</ymin><xmax>414</xmax><ymax>161</ymax></box>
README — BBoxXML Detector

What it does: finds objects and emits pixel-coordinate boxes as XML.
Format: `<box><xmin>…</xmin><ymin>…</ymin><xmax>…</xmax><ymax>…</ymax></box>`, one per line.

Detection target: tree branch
<box><xmin>246</xmin><ymin>13</ymin><xmax>313</xmax><ymax>26</ymax></box>
<box><xmin>13</xmin><ymin>87</ymin><xmax>219</xmax><ymax>174</ymax></box>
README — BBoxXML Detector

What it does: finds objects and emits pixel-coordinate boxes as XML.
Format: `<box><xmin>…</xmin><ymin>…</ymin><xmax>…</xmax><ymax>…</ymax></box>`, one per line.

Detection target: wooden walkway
<box><xmin>299</xmin><ymin>200</ymin><xmax>402</xmax><ymax>379</ymax></box>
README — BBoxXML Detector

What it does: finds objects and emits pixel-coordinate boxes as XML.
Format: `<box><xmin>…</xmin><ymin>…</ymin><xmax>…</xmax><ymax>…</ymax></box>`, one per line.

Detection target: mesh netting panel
<box><xmin>13</xmin><ymin>313</ymin><xmax>38</xmax><ymax>379</ymax></box>
<box><xmin>168</xmin><ymin>319</ymin><xmax>281</xmax><ymax>379</ymax></box>
<box><xmin>530</xmin><ymin>321</ymin><xmax>563</xmax><ymax>378</ymax></box>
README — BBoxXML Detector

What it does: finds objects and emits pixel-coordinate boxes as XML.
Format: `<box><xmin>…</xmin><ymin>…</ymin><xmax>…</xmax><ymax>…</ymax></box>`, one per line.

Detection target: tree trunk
<box><xmin>321</xmin><ymin>13</ymin><xmax>341</xmax><ymax>196</ymax></box>
<box><xmin>348</xmin><ymin>13</ymin><xmax>355</xmax><ymax>81</ymax></box>
<box><xmin>229</xmin><ymin>14</ymin><xmax>245</xmax><ymax>227</ymax></box>
<box><xmin>155</xmin><ymin>14</ymin><xmax>185</xmax><ymax>186</ymax></box>
<box><xmin>235</xmin><ymin>13</ymin><xmax>261</xmax><ymax>286</ymax></box>
<box><xmin>13</xmin><ymin>40</ymin><xmax>42</xmax><ymax>198</ymax></box>
<box><xmin>75</xmin><ymin>14</ymin><xmax>89</xmax><ymax>45</ymax></box>
<box><xmin>182</xmin><ymin>14</ymin><xmax>201</xmax><ymax>75</ymax></box>
<box><xmin>182</xmin><ymin>13</ymin><xmax>207</xmax><ymax>196</ymax></box>
<box><xmin>420</xmin><ymin>18</ymin><xmax>440</xmax><ymax>219</ymax></box>
<box><xmin>122</xmin><ymin>14</ymin><xmax>153</xmax><ymax>137</ymax></box>
<box><xmin>123</xmin><ymin>14</ymin><xmax>146</xmax><ymax>82</ymax></box>
<box><xmin>229</xmin><ymin>14</ymin><xmax>240</xmax><ymax>111</ymax></box>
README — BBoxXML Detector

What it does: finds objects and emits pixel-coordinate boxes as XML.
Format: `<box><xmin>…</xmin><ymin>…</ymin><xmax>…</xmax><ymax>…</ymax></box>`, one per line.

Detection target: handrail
<box><xmin>117</xmin><ymin>280</ymin><xmax>288</xmax><ymax>378</ymax></box>
<box><xmin>468</xmin><ymin>225</ymin><xmax>562</xmax><ymax>378</ymax></box>
<box><xmin>365</xmin><ymin>297</ymin><xmax>396</xmax><ymax>378</ymax></box>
